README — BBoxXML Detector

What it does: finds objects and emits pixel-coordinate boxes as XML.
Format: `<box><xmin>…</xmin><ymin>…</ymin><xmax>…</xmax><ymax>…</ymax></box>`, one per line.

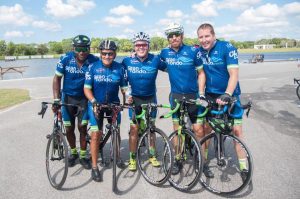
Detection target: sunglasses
<box><xmin>74</xmin><ymin>46</ymin><xmax>89</xmax><ymax>53</ymax></box>
<box><xmin>101</xmin><ymin>52</ymin><xmax>114</xmax><ymax>57</ymax></box>
<box><xmin>167</xmin><ymin>32</ymin><xmax>182</xmax><ymax>39</ymax></box>
<box><xmin>135</xmin><ymin>43</ymin><xmax>148</xmax><ymax>48</ymax></box>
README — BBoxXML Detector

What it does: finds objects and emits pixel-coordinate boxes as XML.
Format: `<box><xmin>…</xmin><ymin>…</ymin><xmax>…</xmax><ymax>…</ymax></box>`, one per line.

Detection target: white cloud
<box><xmin>166</xmin><ymin>10</ymin><xmax>184</xmax><ymax>18</ymax></box>
<box><xmin>103</xmin><ymin>16</ymin><xmax>134</xmax><ymax>27</ymax></box>
<box><xmin>218</xmin><ymin>0</ymin><xmax>261</xmax><ymax>10</ymax></box>
<box><xmin>0</xmin><ymin>4</ymin><xmax>32</xmax><ymax>26</ymax></box>
<box><xmin>32</xmin><ymin>21</ymin><xmax>62</xmax><ymax>31</ymax></box>
<box><xmin>109</xmin><ymin>5</ymin><xmax>142</xmax><ymax>16</ymax></box>
<box><xmin>237</xmin><ymin>3</ymin><xmax>285</xmax><ymax>26</ymax></box>
<box><xmin>140</xmin><ymin>0</ymin><xmax>150</xmax><ymax>7</ymax></box>
<box><xmin>192</xmin><ymin>0</ymin><xmax>218</xmax><ymax>17</ymax></box>
<box><xmin>4</xmin><ymin>30</ymin><xmax>34</xmax><ymax>38</ymax></box>
<box><xmin>124</xmin><ymin>28</ymin><xmax>135</xmax><ymax>33</ymax></box>
<box><xmin>283</xmin><ymin>2</ymin><xmax>300</xmax><ymax>15</ymax></box>
<box><xmin>45</xmin><ymin>0</ymin><xmax>96</xmax><ymax>19</ymax></box>
<box><xmin>157</xmin><ymin>18</ymin><xmax>174</xmax><ymax>26</ymax></box>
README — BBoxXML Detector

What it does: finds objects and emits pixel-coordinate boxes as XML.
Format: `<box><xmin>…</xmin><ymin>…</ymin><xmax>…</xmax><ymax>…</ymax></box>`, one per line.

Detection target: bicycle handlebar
<box><xmin>133</xmin><ymin>103</ymin><xmax>171</xmax><ymax>119</ymax></box>
<box><xmin>294</xmin><ymin>78</ymin><xmax>300</xmax><ymax>85</ymax></box>
<box><xmin>160</xmin><ymin>98</ymin><xmax>208</xmax><ymax>119</ymax></box>
<box><xmin>38</xmin><ymin>101</ymin><xmax>83</xmax><ymax>118</ymax></box>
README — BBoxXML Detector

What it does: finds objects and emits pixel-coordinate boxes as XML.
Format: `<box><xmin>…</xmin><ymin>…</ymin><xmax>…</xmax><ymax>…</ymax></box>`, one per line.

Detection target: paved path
<box><xmin>1</xmin><ymin>61</ymin><xmax>300</xmax><ymax>199</ymax></box>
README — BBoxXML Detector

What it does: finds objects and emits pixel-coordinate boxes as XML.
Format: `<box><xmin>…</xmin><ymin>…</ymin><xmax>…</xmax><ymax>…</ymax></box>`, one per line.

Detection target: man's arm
<box><xmin>198</xmin><ymin>68</ymin><xmax>206</xmax><ymax>96</ymax></box>
<box><xmin>52</xmin><ymin>75</ymin><xmax>62</xmax><ymax>99</ymax></box>
<box><xmin>225</xmin><ymin>67</ymin><xmax>239</xmax><ymax>96</ymax></box>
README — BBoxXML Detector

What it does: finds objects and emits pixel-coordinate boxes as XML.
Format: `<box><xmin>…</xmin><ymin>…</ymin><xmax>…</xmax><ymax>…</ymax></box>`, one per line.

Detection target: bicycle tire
<box><xmin>296</xmin><ymin>85</ymin><xmax>300</xmax><ymax>100</ymax></box>
<box><xmin>46</xmin><ymin>131</ymin><xmax>68</xmax><ymax>189</ymax></box>
<box><xmin>200</xmin><ymin>133</ymin><xmax>253</xmax><ymax>196</ymax></box>
<box><xmin>112</xmin><ymin>128</ymin><xmax>117</xmax><ymax>192</ymax></box>
<box><xmin>137</xmin><ymin>127</ymin><xmax>173</xmax><ymax>186</ymax></box>
<box><xmin>166</xmin><ymin>129</ymin><xmax>203</xmax><ymax>191</ymax></box>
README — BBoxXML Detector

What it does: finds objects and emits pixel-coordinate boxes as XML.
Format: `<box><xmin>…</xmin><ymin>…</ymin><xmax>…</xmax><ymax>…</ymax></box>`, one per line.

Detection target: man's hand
<box><xmin>217</xmin><ymin>93</ymin><xmax>231</xmax><ymax>105</ymax></box>
<box><xmin>52</xmin><ymin>99</ymin><xmax>61</xmax><ymax>113</ymax></box>
<box><xmin>126</xmin><ymin>96</ymin><xmax>133</xmax><ymax>104</ymax></box>
<box><xmin>92</xmin><ymin>101</ymin><xmax>99</xmax><ymax>119</ymax></box>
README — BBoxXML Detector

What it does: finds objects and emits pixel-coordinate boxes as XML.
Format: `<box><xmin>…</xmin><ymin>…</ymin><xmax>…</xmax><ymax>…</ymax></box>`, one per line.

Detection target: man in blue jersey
<box><xmin>52</xmin><ymin>35</ymin><xmax>98</xmax><ymax>170</ymax></box>
<box><xmin>84</xmin><ymin>40</ymin><xmax>127</xmax><ymax>182</ymax></box>
<box><xmin>122</xmin><ymin>32</ymin><xmax>165</xmax><ymax>171</ymax></box>
<box><xmin>197</xmin><ymin>23</ymin><xmax>247</xmax><ymax>178</ymax></box>
<box><xmin>159</xmin><ymin>23</ymin><xmax>207</xmax><ymax>175</ymax></box>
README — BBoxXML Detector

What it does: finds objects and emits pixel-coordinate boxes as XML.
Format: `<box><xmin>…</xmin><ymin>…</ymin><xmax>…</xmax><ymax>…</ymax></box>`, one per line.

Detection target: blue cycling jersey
<box><xmin>55</xmin><ymin>52</ymin><xmax>99</xmax><ymax>97</ymax></box>
<box><xmin>160</xmin><ymin>44</ymin><xmax>203</xmax><ymax>94</ymax></box>
<box><xmin>84</xmin><ymin>60</ymin><xmax>127</xmax><ymax>103</ymax></box>
<box><xmin>122</xmin><ymin>53</ymin><xmax>165</xmax><ymax>96</ymax></box>
<box><xmin>199</xmin><ymin>40</ymin><xmax>241</xmax><ymax>96</ymax></box>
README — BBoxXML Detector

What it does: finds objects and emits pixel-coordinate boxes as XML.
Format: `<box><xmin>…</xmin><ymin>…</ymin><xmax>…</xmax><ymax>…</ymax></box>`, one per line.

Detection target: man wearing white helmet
<box><xmin>122</xmin><ymin>32</ymin><xmax>166</xmax><ymax>171</ymax></box>
<box><xmin>160</xmin><ymin>23</ymin><xmax>209</xmax><ymax>176</ymax></box>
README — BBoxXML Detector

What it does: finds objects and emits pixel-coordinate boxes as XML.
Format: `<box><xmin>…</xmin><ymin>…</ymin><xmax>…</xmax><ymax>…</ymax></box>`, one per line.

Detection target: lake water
<box><xmin>1</xmin><ymin>52</ymin><xmax>299</xmax><ymax>80</ymax></box>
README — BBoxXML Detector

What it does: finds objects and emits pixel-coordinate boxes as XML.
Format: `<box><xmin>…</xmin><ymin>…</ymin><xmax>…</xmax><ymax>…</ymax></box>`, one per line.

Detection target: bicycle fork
<box><xmin>215</xmin><ymin>133</ymin><xmax>226</xmax><ymax>167</ymax></box>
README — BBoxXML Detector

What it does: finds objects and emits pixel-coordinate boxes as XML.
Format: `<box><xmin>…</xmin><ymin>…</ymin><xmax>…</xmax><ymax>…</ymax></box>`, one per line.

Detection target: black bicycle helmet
<box><xmin>99</xmin><ymin>39</ymin><xmax>117</xmax><ymax>51</ymax></box>
<box><xmin>72</xmin><ymin>35</ymin><xmax>91</xmax><ymax>47</ymax></box>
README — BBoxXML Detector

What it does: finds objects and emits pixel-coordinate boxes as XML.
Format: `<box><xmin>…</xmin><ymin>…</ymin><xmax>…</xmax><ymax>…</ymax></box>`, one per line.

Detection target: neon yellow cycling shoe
<box><xmin>149</xmin><ymin>157</ymin><xmax>160</xmax><ymax>167</ymax></box>
<box><xmin>128</xmin><ymin>159</ymin><xmax>137</xmax><ymax>171</ymax></box>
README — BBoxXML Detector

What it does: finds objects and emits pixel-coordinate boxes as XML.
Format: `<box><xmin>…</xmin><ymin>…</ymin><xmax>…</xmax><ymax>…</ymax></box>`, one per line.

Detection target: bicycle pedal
<box><xmin>46</xmin><ymin>134</ymin><xmax>51</xmax><ymax>139</ymax></box>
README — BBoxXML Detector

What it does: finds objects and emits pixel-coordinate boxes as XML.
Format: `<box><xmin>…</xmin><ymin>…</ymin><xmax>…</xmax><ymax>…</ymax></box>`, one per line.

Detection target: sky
<box><xmin>0</xmin><ymin>0</ymin><xmax>300</xmax><ymax>44</ymax></box>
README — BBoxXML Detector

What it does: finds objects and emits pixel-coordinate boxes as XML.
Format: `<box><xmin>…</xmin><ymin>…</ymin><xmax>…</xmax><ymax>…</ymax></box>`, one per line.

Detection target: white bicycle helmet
<box><xmin>164</xmin><ymin>22</ymin><xmax>184</xmax><ymax>36</ymax></box>
<box><xmin>132</xmin><ymin>32</ymin><xmax>150</xmax><ymax>43</ymax></box>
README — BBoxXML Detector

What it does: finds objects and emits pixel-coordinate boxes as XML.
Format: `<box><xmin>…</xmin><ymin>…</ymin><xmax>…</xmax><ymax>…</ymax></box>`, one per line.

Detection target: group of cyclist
<box><xmin>52</xmin><ymin>22</ymin><xmax>247</xmax><ymax>183</ymax></box>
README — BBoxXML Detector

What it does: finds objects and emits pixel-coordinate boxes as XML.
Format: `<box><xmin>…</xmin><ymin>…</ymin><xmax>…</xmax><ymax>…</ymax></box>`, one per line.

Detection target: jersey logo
<box><xmin>85</xmin><ymin>72</ymin><xmax>91</xmax><ymax>80</ymax></box>
<box><xmin>65</xmin><ymin>66</ymin><xmax>84</xmax><ymax>74</ymax></box>
<box><xmin>229</xmin><ymin>50</ymin><xmax>238</xmax><ymax>59</ymax></box>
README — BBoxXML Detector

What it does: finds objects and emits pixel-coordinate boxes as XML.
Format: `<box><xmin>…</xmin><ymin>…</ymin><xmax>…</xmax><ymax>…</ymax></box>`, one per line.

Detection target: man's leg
<box><xmin>90</xmin><ymin>130</ymin><xmax>102</xmax><ymax>182</ymax></box>
<box><xmin>128</xmin><ymin>123</ymin><xmax>138</xmax><ymax>171</ymax></box>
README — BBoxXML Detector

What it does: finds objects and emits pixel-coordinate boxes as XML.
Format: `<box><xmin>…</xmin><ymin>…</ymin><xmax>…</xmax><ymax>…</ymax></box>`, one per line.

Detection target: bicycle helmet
<box><xmin>164</xmin><ymin>22</ymin><xmax>184</xmax><ymax>36</ymax></box>
<box><xmin>72</xmin><ymin>35</ymin><xmax>91</xmax><ymax>47</ymax></box>
<box><xmin>99</xmin><ymin>39</ymin><xmax>117</xmax><ymax>51</ymax></box>
<box><xmin>132</xmin><ymin>32</ymin><xmax>150</xmax><ymax>43</ymax></box>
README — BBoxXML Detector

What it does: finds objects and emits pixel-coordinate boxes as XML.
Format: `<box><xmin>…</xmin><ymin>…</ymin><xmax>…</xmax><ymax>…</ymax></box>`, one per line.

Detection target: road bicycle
<box><xmin>131</xmin><ymin>103</ymin><xmax>173</xmax><ymax>186</ymax></box>
<box><xmin>87</xmin><ymin>103</ymin><xmax>128</xmax><ymax>192</ymax></box>
<box><xmin>199</xmin><ymin>97</ymin><xmax>253</xmax><ymax>196</ymax></box>
<box><xmin>294</xmin><ymin>78</ymin><xmax>300</xmax><ymax>100</ymax></box>
<box><xmin>38</xmin><ymin>101</ymin><xmax>82</xmax><ymax>189</ymax></box>
<box><xmin>160</xmin><ymin>97</ymin><xmax>207</xmax><ymax>191</ymax></box>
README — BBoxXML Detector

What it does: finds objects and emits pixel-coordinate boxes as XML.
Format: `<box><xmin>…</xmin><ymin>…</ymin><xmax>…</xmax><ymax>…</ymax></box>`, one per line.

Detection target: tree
<box><xmin>5</xmin><ymin>42</ymin><xmax>16</xmax><ymax>56</ymax></box>
<box><xmin>91</xmin><ymin>38</ymin><xmax>101</xmax><ymax>53</ymax></box>
<box><xmin>0</xmin><ymin>40</ymin><xmax>6</xmax><ymax>56</ymax></box>
<box><xmin>49</xmin><ymin>41</ymin><xmax>63</xmax><ymax>54</ymax></box>
<box><xmin>61</xmin><ymin>38</ymin><xmax>72</xmax><ymax>53</ymax></box>
<box><xmin>37</xmin><ymin>44</ymin><xmax>49</xmax><ymax>55</ymax></box>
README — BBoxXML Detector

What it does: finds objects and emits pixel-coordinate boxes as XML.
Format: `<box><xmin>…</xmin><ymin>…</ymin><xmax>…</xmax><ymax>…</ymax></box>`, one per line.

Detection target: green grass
<box><xmin>0</xmin><ymin>89</ymin><xmax>30</xmax><ymax>109</ymax></box>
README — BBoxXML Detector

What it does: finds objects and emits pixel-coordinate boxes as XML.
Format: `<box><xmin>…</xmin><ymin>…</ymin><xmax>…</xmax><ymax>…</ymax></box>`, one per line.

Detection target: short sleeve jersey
<box><xmin>160</xmin><ymin>44</ymin><xmax>203</xmax><ymax>94</ymax></box>
<box><xmin>199</xmin><ymin>40</ymin><xmax>241</xmax><ymax>95</ymax></box>
<box><xmin>122</xmin><ymin>53</ymin><xmax>165</xmax><ymax>96</ymax></box>
<box><xmin>55</xmin><ymin>52</ymin><xmax>99</xmax><ymax>97</ymax></box>
<box><xmin>84</xmin><ymin>60</ymin><xmax>127</xmax><ymax>103</ymax></box>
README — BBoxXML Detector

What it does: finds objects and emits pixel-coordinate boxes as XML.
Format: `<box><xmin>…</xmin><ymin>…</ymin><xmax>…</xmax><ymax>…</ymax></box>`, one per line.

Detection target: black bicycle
<box><xmin>199</xmin><ymin>97</ymin><xmax>253</xmax><ymax>196</ymax></box>
<box><xmin>88</xmin><ymin>103</ymin><xmax>128</xmax><ymax>192</ymax></box>
<box><xmin>132</xmin><ymin>103</ymin><xmax>173</xmax><ymax>186</ymax></box>
<box><xmin>294</xmin><ymin>78</ymin><xmax>300</xmax><ymax>100</ymax></box>
<box><xmin>160</xmin><ymin>98</ymin><xmax>206</xmax><ymax>191</ymax></box>
<box><xmin>38</xmin><ymin>101</ymin><xmax>82</xmax><ymax>189</ymax></box>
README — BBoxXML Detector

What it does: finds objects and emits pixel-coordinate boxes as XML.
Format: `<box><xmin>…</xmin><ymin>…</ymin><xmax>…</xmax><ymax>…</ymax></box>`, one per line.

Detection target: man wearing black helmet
<box><xmin>84</xmin><ymin>39</ymin><xmax>127</xmax><ymax>182</ymax></box>
<box><xmin>122</xmin><ymin>32</ymin><xmax>166</xmax><ymax>171</ymax></box>
<box><xmin>52</xmin><ymin>35</ymin><xmax>98</xmax><ymax>170</ymax></box>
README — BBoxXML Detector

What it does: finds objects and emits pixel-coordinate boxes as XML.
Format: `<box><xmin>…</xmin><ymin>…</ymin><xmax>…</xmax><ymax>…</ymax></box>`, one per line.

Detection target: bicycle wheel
<box><xmin>166</xmin><ymin>129</ymin><xmax>203</xmax><ymax>191</ymax></box>
<box><xmin>137</xmin><ymin>127</ymin><xmax>173</xmax><ymax>186</ymax></box>
<box><xmin>296</xmin><ymin>85</ymin><xmax>300</xmax><ymax>100</ymax></box>
<box><xmin>112</xmin><ymin>128</ymin><xmax>118</xmax><ymax>192</ymax></box>
<box><xmin>46</xmin><ymin>131</ymin><xmax>68</xmax><ymax>189</ymax></box>
<box><xmin>200</xmin><ymin>133</ymin><xmax>253</xmax><ymax>195</ymax></box>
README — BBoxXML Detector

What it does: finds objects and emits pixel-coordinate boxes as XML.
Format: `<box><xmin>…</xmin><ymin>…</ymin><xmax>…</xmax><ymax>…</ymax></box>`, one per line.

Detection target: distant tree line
<box><xmin>0</xmin><ymin>37</ymin><xmax>299</xmax><ymax>56</ymax></box>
